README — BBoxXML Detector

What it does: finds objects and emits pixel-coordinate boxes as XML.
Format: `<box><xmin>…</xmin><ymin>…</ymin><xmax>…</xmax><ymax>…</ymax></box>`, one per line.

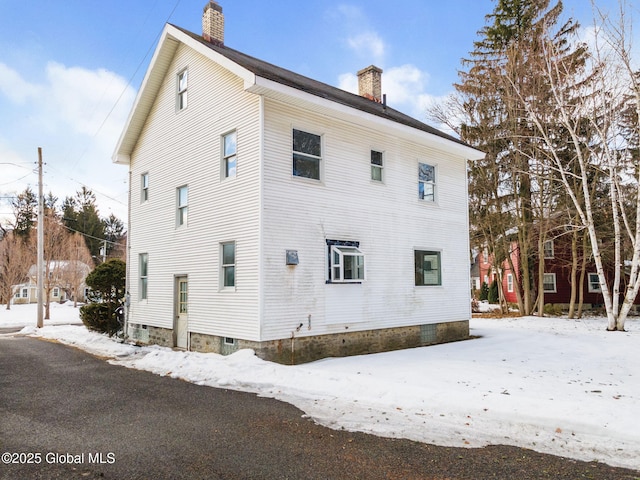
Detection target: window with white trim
<box><xmin>293</xmin><ymin>129</ymin><xmax>321</xmax><ymax>180</ymax></box>
<box><xmin>543</xmin><ymin>273</ymin><xmax>557</xmax><ymax>293</ymax></box>
<box><xmin>221</xmin><ymin>242</ymin><xmax>235</xmax><ymax>288</ymax></box>
<box><xmin>141</xmin><ymin>173</ymin><xmax>149</xmax><ymax>203</ymax></box>
<box><xmin>415</xmin><ymin>250</ymin><xmax>442</xmax><ymax>286</ymax></box>
<box><xmin>371</xmin><ymin>150</ymin><xmax>383</xmax><ymax>181</ymax></box>
<box><xmin>543</xmin><ymin>239</ymin><xmax>554</xmax><ymax>259</ymax></box>
<box><xmin>22</xmin><ymin>288</ymin><xmax>28</xmax><ymax>298</ymax></box>
<box><xmin>223</xmin><ymin>131</ymin><xmax>237</xmax><ymax>178</ymax></box>
<box><xmin>418</xmin><ymin>163</ymin><xmax>436</xmax><ymax>201</ymax></box>
<box><xmin>177</xmin><ymin>69</ymin><xmax>188</xmax><ymax>111</ymax></box>
<box><xmin>588</xmin><ymin>273</ymin><xmax>602</xmax><ymax>293</ymax></box>
<box><xmin>326</xmin><ymin>240</ymin><xmax>365</xmax><ymax>283</ymax></box>
<box><xmin>139</xmin><ymin>253</ymin><xmax>148</xmax><ymax>300</ymax></box>
<box><xmin>53</xmin><ymin>287</ymin><xmax>59</xmax><ymax>298</ymax></box>
<box><xmin>177</xmin><ymin>186</ymin><xmax>188</xmax><ymax>227</ymax></box>
<box><xmin>507</xmin><ymin>273</ymin><xmax>514</xmax><ymax>292</ymax></box>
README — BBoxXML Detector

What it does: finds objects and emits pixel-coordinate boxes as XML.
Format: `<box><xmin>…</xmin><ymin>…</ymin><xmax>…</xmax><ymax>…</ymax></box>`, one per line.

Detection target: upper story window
<box><xmin>177</xmin><ymin>69</ymin><xmax>188</xmax><ymax>111</ymax></box>
<box><xmin>177</xmin><ymin>186</ymin><xmax>188</xmax><ymax>227</ymax></box>
<box><xmin>418</xmin><ymin>163</ymin><xmax>436</xmax><ymax>202</ymax></box>
<box><xmin>141</xmin><ymin>173</ymin><xmax>149</xmax><ymax>203</ymax></box>
<box><xmin>415</xmin><ymin>250</ymin><xmax>441</xmax><ymax>286</ymax></box>
<box><xmin>223</xmin><ymin>131</ymin><xmax>237</xmax><ymax>179</ymax></box>
<box><xmin>139</xmin><ymin>253</ymin><xmax>148</xmax><ymax>300</ymax></box>
<box><xmin>543</xmin><ymin>239</ymin><xmax>554</xmax><ymax>259</ymax></box>
<box><xmin>293</xmin><ymin>129</ymin><xmax>321</xmax><ymax>180</ymax></box>
<box><xmin>221</xmin><ymin>242</ymin><xmax>236</xmax><ymax>288</ymax></box>
<box><xmin>371</xmin><ymin>150</ymin><xmax>383</xmax><ymax>181</ymax></box>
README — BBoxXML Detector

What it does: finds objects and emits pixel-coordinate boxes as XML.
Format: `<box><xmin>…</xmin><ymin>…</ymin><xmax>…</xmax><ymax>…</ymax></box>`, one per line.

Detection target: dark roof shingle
<box><xmin>173</xmin><ymin>25</ymin><xmax>469</xmax><ymax>148</ymax></box>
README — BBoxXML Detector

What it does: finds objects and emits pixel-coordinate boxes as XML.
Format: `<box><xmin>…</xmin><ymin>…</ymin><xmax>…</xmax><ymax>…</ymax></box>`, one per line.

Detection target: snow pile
<box><xmin>2</xmin><ymin>304</ymin><xmax>638</xmax><ymax>470</ymax></box>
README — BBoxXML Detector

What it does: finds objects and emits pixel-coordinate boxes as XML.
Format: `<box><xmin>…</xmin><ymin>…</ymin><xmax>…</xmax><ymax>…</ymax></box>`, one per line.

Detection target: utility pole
<box><xmin>36</xmin><ymin>147</ymin><xmax>44</xmax><ymax>328</ymax></box>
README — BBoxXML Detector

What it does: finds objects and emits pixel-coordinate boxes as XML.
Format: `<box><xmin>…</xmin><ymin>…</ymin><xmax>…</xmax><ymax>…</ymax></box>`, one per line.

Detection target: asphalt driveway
<box><xmin>1</xmin><ymin>336</ymin><xmax>637</xmax><ymax>480</ymax></box>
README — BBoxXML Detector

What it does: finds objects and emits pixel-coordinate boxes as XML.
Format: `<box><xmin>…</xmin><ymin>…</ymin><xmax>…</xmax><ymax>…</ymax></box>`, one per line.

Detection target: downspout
<box><xmin>123</xmin><ymin>168</ymin><xmax>132</xmax><ymax>342</ymax></box>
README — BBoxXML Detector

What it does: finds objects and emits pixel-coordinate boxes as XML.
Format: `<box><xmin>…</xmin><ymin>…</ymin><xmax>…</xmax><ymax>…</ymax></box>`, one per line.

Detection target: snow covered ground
<box><xmin>2</xmin><ymin>302</ymin><xmax>639</xmax><ymax>471</ymax></box>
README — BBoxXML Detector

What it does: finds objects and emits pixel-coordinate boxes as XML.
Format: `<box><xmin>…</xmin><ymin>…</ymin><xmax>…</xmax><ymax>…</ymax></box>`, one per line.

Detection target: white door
<box><xmin>175</xmin><ymin>277</ymin><xmax>188</xmax><ymax>349</ymax></box>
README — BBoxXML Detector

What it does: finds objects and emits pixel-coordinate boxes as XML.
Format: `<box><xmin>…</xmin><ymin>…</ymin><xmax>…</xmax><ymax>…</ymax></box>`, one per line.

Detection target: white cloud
<box><xmin>346</xmin><ymin>32</ymin><xmax>386</xmax><ymax>62</ymax></box>
<box><xmin>0</xmin><ymin>62</ymin><xmax>42</xmax><ymax>103</ymax></box>
<box><xmin>340</xmin><ymin>63</ymin><xmax>442</xmax><ymax>122</ymax></box>
<box><xmin>0</xmin><ymin>61</ymin><xmax>135</xmax><ymax>225</ymax></box>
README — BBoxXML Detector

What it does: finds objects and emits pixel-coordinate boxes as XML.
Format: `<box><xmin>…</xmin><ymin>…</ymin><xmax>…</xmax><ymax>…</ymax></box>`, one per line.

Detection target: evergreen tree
<box><xmin>62</xmin><ymin>187</ymin><xmax>105</xmax><ymax>260</ymax></box>
<box><xmin>11</xmin><ymin>187</ymin><xmax>37</xmax><ymax>239</ymax></box>
<box><xmin>452</xmin><ymin>0</ymin><xmax>582</xmax><ymax>315</ymax></box>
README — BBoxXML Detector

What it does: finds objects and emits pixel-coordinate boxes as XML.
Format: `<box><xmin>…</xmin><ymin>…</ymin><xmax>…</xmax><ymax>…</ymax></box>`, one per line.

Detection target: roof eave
<box><xmin>248</xmin><ymin>76</ymin><xmax>485</xmax><ymax>161</ymax></box>
<box><xmin>112</xmin><ymin>24</ymin><xmax>256</xmax><ymax>165</ymax></box>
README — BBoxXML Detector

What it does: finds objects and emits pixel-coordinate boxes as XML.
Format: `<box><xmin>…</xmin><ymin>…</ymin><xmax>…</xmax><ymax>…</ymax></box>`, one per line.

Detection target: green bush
<box><xmin>479</xmin><ymin>281</ymin><xmax>489</xmax><ymax>301</ymax></box>
<box><xmin>488</xmin><ymin>279</ymin><xmax>499</xmax><ymax>304</ymax></box>
<box><xmin>80</xmin><ymin>259</ymin><xmax>126</xmax><ymax>336</ymax></box>
<box><xmin>80</xmin><ymin>303</ymin><xmax>120</xmax><ymax>336</ymax></box>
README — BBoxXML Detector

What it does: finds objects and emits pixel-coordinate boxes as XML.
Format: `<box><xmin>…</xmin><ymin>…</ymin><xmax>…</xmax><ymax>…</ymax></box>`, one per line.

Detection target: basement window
<box><xmin>326</xmin><ymin>240</ymin><xmax>365</xmax><ymax>283</ymax></box>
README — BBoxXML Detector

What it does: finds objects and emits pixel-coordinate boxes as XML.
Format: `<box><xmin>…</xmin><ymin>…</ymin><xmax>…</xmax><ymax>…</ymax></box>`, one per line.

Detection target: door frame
<box><xmin>173</xmin><ymin>275</ymin><xmax>189</xmax><ymax>350</ymax></box>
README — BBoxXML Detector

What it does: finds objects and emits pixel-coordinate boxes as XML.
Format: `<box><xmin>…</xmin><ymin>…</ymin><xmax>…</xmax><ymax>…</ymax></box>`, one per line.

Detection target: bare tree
<box><xmin>60</xmin><ymin>232</ymin><xmax>93</xmax><ymax>308</ymax></box>
<box><xmin>0</xmin><ymin>232</ymin><xmax>34</xmax><ymax>309</ymax></box>
<box><xmin>511</xmin><ymin>1</ymin><xmax>639</xmax><ymax>330</ymax></box>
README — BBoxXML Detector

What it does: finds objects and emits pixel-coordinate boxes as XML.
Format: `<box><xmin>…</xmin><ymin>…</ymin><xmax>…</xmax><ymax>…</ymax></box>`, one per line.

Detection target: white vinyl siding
<box><xmin>125</xmin><ymin>40</ymin><xmax>473</xmax><ymax>345</ymax></box>
<box><xmin>260</xmin><ymin>98</ymin><xmax>471</xmax><ymax>340</ymax></box>
<box><xmin>126</xmin><ymin>43</ymin><xmax>261</xmax><ymax>341</ymax></box>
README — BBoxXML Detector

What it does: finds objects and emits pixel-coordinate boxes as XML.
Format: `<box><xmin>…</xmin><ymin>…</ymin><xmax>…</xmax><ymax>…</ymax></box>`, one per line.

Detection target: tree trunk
<box><xmin>568</xmin><ymin>229</ymin><xmax>578</xmax><ymax>319</ymax></box>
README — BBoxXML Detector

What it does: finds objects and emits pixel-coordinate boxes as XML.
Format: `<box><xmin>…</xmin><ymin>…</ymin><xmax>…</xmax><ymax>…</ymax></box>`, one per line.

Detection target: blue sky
<box><xmin>0</xmin><ymin>0</ymin><xmax>624</xmax><ymax>224</ymax></box>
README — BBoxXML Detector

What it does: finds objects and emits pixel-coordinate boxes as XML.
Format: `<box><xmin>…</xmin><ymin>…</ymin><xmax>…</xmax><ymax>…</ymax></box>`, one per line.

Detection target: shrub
<box><xmin>479</xmin><ymin>282</ymin><xmax>489</xmax><ymax>301</ymax></box>
<box><xmin>80</xmin><ymin>303</ymin><xmax>120</xmax><ymax>336</ymax></box>
<box><xmin>80</xmin><ymin>259</ymin><xmax>126</xmax><ymax>336</ymax></box>
<box><xmin>488</xmin><ymin>279</ymin><xmax>499</xmax><ymax>304</ymax></box>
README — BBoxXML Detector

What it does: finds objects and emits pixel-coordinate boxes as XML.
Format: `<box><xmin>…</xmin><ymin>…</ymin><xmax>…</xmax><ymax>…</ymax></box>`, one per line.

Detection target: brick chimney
<box><xmin>357</xmin><ymin>65</ymin><xmax>383</xmax><ymax>103</ymax></box>
<box><xmin>202</xmin><ymin>1</ymin><xmax>224</xmax><ymax>46</ymax></box>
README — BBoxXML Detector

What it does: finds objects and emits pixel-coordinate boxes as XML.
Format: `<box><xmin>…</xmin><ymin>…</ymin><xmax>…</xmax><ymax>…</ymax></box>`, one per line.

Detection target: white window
<box><xmin>371</xmin><ymin>150</ymin><xmax>383</xmax><ymax>181</ymax></box>
<box><xmin>418</xmin><ymin>163</ymin><xmax>436</xmax><ymax>201</ymax></box>
<box><xmin>223</xmin><ymin>131</ymin><xmax>237</xmax><ymax>178</ymax></box>
<box><xmin>507</xmin><ymin>273</ymin><xmax>514</xmax><ymax>292</ymax></box>
<box><xmin>141</xmin><ymin>173</ymin><xmax>149</xmax><ymax>202</ymax></box>
<box><xmin>293</xmin><ymin>129</ymin><xmax>321</xmax><ymax>180</ymax></box>
<box><xmin>177</xmin><ymin>69</ymin><xmax>188</xmax><ymax>111</ymax></box>
<box><xmin>139</xmin><ymin>253</ymin><xmax>148</xmax><ymax>300</ymax></box>
<box><xmin>415</xmin><ymin>250</ymin><xmax>442</xmax><ymax>286</ymax></box>
<box><xmin>221</xmin><ymin>242</ymin><xmax>235</xmax><ymax>288</ymax></box>
<box><xmin>588</xmin><ymin>273</ymin><xmax>602</xmax><ymax>293</ymax></box>
<box><xmin>543</xmin><ymin>240</ymin><xmax>554</xmax><ymax>259</ymax></box>
<box><xmin>483</xmin><ymin>247</ymin><xmax>488</xmax><ymax>263</ymax></box>
<box><xmin>177</xmin><ymin>186</ymin><xmax>188</xmax><ymax>227</ymax></box>
<box><xmin>53</xmin><ymin>287</ymin><xmax>59</xmax><ymax>298</ymax></box>
<box><xmin>14</xmin><ymin>290</ymin><xmax>20</xmax><ymax>298</ymax></box>
<box><xmin>329</xmin><ymin>245</ymin><xmax>365</xmax><ymax>283</ymax></box>
<box><xmin>543</xmin><ymin>273</ymin><xmax>557</xmax><ymax>293</ymax></box>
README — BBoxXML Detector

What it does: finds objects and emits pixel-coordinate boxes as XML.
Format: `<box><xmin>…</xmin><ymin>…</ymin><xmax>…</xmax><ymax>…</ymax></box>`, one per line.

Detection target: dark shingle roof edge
<box><xmin>171</xmin><ymin>24</ymin><xmax>473</xmax><ymax>150</ymax></box>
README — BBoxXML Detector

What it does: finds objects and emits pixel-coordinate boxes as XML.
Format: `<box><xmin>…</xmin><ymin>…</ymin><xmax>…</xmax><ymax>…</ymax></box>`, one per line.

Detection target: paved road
<box><xmin>1</xmin><ymin>336</ymin><xmax>638</xmax><ymax>480</ymax></box>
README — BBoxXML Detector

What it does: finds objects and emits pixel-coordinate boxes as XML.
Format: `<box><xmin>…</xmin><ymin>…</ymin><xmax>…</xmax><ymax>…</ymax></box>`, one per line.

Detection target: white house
<box><xmin>12</xmin><ymin>261</ymin><xmax>91</xmax><ymax>305</ymax></box>
<box><xmin>113</xmin><ymin>2</ymin><xmax>484</xmax><ymax>363</ymax></box>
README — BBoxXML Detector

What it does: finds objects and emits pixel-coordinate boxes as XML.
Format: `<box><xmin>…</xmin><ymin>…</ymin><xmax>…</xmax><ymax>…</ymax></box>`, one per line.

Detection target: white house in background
<box><xmin>12</xmin><ymin>261</ymin><xmax>91</xmax><ymax>305</ymax></box>
<box><xmin>113</xmin><ymin>2</ymin><xmax>484</xmax><ymax>363</ymax></box>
